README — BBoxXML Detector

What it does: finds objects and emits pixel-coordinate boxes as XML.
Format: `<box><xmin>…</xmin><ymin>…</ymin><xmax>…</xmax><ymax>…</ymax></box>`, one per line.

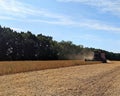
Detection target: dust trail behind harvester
<box><xmin>66</xmin><ymin>51</ymin><xmax>94</xmax><ymax>60</ymax></box>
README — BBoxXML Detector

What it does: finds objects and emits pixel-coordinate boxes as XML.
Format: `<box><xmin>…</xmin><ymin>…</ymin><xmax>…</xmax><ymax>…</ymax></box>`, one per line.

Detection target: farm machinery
<box><xmin>93</xmin><ymin>51</ymin><xmax>107</xmax><ymax>63</ymax></box>
<box><xmin>85</xmin><ymin>50</ymin><xmax>107</xmax><ymax>63</ymax></box>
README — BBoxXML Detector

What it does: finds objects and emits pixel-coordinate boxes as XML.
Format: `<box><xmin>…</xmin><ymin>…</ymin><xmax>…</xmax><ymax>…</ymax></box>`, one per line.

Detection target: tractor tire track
<box><xmin>57</xmin><ymin>66</ymin><xmax>120</xmax><ymax>96</ymax></box>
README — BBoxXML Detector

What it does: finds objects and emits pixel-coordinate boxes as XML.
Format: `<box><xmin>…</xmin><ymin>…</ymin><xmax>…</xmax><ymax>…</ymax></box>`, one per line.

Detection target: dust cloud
<box><xmin>66</xmin><ymin>51</ymin><xmax>94</xmax><ymax>60</ymax></box>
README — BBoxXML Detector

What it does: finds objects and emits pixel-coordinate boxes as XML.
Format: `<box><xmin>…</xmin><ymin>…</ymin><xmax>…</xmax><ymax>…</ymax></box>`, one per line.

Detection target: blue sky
<box><xmin>0</xmin><ymin>0</ymin><xmax>120</xmax><ymax>53</ymax></box>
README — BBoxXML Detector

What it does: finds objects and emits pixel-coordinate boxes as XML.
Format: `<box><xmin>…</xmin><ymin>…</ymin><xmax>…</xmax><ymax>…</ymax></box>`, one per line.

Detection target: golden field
<box><xmin>0</xmin><ymin>61</ymin><xmax>120</xmax><ymax>96</ymax></box>
<box><xmin>0</xmin><ymin>60</ymin><xmax>101</xmax><ymax>75</ymax></box>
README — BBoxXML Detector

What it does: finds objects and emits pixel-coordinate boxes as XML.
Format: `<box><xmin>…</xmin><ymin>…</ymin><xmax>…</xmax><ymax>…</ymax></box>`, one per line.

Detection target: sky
<box><xmin>0</xmin><ymin>0</ymin><xmax>120</xmax><ymax>53</ymax></box>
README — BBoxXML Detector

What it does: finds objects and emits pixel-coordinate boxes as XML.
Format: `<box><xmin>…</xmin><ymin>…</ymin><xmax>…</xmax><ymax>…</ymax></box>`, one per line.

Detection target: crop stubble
<box><xmin>0</xmin><ymin>61</ymin><xmax>120</xmax><ymax>96</ymax></box>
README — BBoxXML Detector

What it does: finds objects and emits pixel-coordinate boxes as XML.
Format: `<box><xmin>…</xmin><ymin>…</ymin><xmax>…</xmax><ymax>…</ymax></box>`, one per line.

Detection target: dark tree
<box><xmin>0</xmin><ymin>25</ymin><xmax>120</xmax><ymax>61</ymax></box>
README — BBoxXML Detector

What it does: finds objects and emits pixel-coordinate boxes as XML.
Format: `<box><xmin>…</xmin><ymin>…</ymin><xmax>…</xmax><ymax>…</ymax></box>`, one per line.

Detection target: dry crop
<box><xmin>0</xmin><ymin>60</ymin><xmax>101</xmax><ymax>75</ymax></box>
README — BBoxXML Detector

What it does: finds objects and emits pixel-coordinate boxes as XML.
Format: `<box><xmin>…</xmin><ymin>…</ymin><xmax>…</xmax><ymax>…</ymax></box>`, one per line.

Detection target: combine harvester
<box><xmin>85</xmin><ymin>51</ymin><xmax>107</xmax><ymax>63</ymax></box>
<box><xmin>93</xmin><ymin>51</ymin><xmax>107</xmax><ymax>63</ymax></box>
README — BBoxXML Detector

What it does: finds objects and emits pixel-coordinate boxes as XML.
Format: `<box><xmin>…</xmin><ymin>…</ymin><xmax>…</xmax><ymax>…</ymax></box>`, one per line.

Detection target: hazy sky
<box><xmin>0</xmin><ymin>0</ymin><xmax>120</xmax><ymax>53</ymax></box>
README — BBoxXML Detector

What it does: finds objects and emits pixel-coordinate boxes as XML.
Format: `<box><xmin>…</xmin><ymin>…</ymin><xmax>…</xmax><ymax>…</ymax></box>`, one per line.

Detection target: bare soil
<box><xmin>0</xmin><ymin>61</ymin><xmax>120</xmax><ymax>96</ymax></box>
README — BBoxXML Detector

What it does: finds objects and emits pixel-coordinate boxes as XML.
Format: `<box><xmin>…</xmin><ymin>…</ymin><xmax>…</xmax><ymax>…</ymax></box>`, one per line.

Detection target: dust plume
<box><xmin>66</xmin><ymin>51</ymin><xmax>94</xmax><ymax>60</ymax></box>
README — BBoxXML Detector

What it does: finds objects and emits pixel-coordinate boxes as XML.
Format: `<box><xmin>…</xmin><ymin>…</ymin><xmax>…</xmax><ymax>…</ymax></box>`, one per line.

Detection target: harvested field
<box><xmin>0</xmin><ymin>60</ymin><xmax>101</xmax><ymax>75</ymax></box>
<box><xmin>0</xmin><ymin>61</ymin><xmax>120</xmax><ymax>96</ymax></box>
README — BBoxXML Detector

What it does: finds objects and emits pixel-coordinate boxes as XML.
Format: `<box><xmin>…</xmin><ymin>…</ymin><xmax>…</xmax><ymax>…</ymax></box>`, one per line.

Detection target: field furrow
<box><xmin>57</xmin><ymin>66</ymin><xmax>120</xmax><ymax>96</ymax></box>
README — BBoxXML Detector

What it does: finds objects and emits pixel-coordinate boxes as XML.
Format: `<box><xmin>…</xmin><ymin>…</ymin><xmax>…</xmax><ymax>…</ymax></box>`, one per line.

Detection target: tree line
<box><xmin>0</xmin><ymin>25</ymin><xmax>120</xmax><ymax>61</ymax></box>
